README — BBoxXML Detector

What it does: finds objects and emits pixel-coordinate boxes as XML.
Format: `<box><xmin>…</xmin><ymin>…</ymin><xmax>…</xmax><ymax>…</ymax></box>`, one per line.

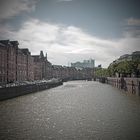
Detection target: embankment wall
<box><xmin>107</xmin><ymin>77</ymin><xmax>140</xmax><ymax>96</ymax></box>
<box><xmin>0</xmin><ymin>81</ymin><xmax>63</xmax><ymax>101</ymax></box>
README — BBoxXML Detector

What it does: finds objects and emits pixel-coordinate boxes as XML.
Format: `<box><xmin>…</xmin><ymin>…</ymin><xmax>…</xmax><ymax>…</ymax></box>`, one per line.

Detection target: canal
<box><xmin>0</xmin><ymin>81</ymin><xmax>140</xmax><ymax>140</ymax></box>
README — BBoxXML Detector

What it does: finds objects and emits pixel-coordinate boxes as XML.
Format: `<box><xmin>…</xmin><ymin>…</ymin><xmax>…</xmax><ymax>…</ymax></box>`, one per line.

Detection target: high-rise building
<box><xmin>71</xmin><ymin>59</ymin><xmax>95</xmax><ymax>69</ymax></box>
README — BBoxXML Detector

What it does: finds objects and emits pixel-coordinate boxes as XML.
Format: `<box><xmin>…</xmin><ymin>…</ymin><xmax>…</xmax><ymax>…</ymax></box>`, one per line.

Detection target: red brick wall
<box><xmin>33</xmin><ymin>61</ymin><xmax>42</xmax><ymax>80</ymax></box>
<box><xmin>7</xmin><ymin>45</ymin><xmax>17</xmax><ymax>83</ymax></box>
<box><xmin>17</xmin><ymin>49</ymin><xmax>27</xmax><ymax>82</ymax></box>
<box><xmin>28</xmin><ymin>56</ymin><xmax>34</xmax><ymax>81</ymax></box>
<box><xmin>0</xmin><ymin>45</ymin><xmax>7</xmax><ymax>85</ymax></box>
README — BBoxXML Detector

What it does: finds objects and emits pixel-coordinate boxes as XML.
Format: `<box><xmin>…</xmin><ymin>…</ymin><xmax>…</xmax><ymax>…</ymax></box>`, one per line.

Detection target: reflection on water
<box><xmin>0</xmin><ymin>81</ymin><xmax>140</xmax><ymax>140</ymax></box>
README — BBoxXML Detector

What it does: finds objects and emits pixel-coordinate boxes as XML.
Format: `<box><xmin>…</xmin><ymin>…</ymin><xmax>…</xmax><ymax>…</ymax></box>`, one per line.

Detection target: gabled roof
<box><xmin>21</xmin><ymin>48</ymin><xmax>30</xmax><ymax>55</ymax></box>
<box><xmin>10</xmin><ymin>41</ymin><xmax>19</xmax><ymax>46</ymax></box>
<box><xmin>0</xmin><ymin>40</ymin><xmax>10</xmax><ymax>45</ymax></box>
<box><xmin>0</xmin><ymin>42</ymin><xmax>5</xmax><ymax>47</ymax></box>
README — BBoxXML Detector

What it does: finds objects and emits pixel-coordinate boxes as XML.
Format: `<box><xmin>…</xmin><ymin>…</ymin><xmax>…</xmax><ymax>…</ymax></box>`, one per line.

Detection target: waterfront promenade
<box><xmin>0</xmin><ymin>81</ymin><xmax>140</xmax><ymax>140</ymax></box>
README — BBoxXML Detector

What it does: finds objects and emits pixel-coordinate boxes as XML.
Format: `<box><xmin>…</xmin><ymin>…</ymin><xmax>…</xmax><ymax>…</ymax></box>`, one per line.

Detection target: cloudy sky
<box><xmin>0</xmin><ymin>0</ymin><xmax>140</xmax><ymax>67</ymax></box>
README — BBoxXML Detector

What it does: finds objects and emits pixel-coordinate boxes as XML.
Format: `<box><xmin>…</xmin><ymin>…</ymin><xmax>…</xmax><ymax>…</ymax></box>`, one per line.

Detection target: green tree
<box><xmin>116</xmin><ymin>61</ymin><xmax>132</xmax><ymax>76</ymax></box>
<box><xmin>108</xmin><ymin>63</ymin><xmax>118</xmax><ymax>77</ymax></box>
<box><xmin>95</xmin><ymin>68</ymin><xmax>109</xmax><ymax>77</ymax></box>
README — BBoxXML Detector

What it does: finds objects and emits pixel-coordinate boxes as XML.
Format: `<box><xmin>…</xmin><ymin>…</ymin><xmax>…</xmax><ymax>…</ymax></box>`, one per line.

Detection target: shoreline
<box><xmin>0</xmin><ymin>79</ymin><xmax>63</xmax><ymax>101</ymax></box>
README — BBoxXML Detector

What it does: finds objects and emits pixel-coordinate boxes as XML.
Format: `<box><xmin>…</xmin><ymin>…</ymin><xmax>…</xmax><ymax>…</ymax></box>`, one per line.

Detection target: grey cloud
<box><xmin>0</xmin><ymin>0</ymin><xmax>39</xmax><ymax>21</ymax></box>
<box><xmin>124</xmin><ymin>18</ymin><xmax>140</xmax><ymax>38</ymax></box>
<box><xmin>57</xmin><ymin>0</ymin><xmax>73</xmax><ymax>2</ymax></box>
<box><xmin>124</xmin><ymin>28</ymin><xmax>140</xmax><ymax>38</ymax></box>
<box><xmin>126</xmin><ymin>18</ymin><xmax>140</xmax><ymax>26</ymax></box>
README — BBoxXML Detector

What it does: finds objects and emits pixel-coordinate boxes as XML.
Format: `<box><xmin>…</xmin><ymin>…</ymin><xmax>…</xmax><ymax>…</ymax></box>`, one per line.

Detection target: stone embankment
<box><xmin>0</xmin><ymin>79</ymin><xmax>63</xmax><ymax>101</ymax></box>
<box><xmin>99</xmin><ymin>77</ymin><xmax>140</xmax><ymax>96</ymax></box>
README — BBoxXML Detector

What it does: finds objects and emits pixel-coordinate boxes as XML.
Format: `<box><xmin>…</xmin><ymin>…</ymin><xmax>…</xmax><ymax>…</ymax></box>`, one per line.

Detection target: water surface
<box><xmin>0</xmin><ymin>81</ymin><xmax>140</xmax><ymax>140</ymax></box>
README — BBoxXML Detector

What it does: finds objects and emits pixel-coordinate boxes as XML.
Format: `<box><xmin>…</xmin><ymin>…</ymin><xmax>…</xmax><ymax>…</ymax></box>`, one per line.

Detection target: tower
<box><xmin>46</xmin><ymin>52</ymin><xmax>47</xmax><ymax>60</ymax></box>
<box><xmin>40</xmin><ymin>50</ymin><xmax>44</xmax><ymax>59</ymax></box>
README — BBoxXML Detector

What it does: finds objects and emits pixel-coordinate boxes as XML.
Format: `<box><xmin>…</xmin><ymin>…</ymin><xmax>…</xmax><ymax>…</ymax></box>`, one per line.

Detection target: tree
<box><xmin>108</xmin><ymin>63</ymin><xmax>118</xmax><ymax>77</ymax></box>
<box><xmin>107</xmin><ymin>53</ymin><xmax>140</xmax><ymax>78</ymax></box>
<box><xmin>116</xmin><ymin>61</ymin><xmax>132</xmax><ymax>77</ymax></box>
<box><xmin>95</xmin><ymin>68</ymin><xmax>109</xmax><ymax>77</ymax></box>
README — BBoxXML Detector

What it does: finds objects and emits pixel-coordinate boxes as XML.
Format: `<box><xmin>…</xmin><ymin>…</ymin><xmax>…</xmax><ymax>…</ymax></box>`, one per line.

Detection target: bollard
<box><xmin>139</xmin><ymin>81</ymin><xmax>140</xmax><ymax>96</ymax></box>
<box><xmin>131</xmin><ymin>80</ymin><xmax>135</xmax><ymax>94</ymax></box>
<box><xmin>120</xmin><ymin>77</ymin><xmax>124</xmax><ymax>89</ymax></box>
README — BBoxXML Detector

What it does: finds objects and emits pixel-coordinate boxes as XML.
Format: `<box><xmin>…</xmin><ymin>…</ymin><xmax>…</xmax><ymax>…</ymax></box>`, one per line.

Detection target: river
<box><xmin>0</xmin><ymin>81</ymin><xmax>140</xmax><ymax>140</ymax></box>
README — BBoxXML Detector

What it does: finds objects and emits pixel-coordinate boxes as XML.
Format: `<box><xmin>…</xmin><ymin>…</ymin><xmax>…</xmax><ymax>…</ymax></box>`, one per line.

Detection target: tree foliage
<box><xmin>108</xmin><ymin>60</ymin><xmax>140</xmax><ymax>77</ymax></box>
<box><xmin>95</xmin><ymin>58</ymin><xmax>140</xmax><ymax>78</ymax></box>
<box><xmin>95</xmin><ymin>68</ymin><xmax>109</xmax><ymax>77</ymax></box>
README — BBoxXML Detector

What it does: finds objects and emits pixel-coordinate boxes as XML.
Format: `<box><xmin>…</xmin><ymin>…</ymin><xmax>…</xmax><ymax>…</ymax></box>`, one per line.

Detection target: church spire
<box><xmin>46</xmin><ymin>52</ymin><xmax>47</xmax><ymax>60</ymax></box>
<box><xmin>40</xmin><ymin>50</ymin><xmax>44</xmax><ymax>59</ymax></box>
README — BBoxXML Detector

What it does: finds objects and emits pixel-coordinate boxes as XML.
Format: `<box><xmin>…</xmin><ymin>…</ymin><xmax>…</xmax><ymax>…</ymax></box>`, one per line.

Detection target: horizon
<box><xmin>0</xmin><ymin>39</ymin><xmax>138</xmax><ymax>68</ymax></box>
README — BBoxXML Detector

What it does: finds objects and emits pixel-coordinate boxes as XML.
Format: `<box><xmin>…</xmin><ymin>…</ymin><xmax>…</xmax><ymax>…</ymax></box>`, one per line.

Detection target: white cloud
<box><xmin>0</xmin><ymin>0</ymin><xmax>39</xmax><ymax>21</ymax></box>
<box><xmin>0</xmin><ymin>18</ymin><xmax>140</xmax><ymax>67</ymax></box>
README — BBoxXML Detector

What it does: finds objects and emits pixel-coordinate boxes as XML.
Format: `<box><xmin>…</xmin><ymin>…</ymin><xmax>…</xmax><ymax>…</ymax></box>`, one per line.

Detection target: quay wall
<box><xmin>106</xmin><ymin>77</ymin><xmax>140</xmax><ymax>96</ymax></box>
<box><xmin>0</xmin><ymin>81</ymin><xmax>63</xmax><ymax>101</ymax></box>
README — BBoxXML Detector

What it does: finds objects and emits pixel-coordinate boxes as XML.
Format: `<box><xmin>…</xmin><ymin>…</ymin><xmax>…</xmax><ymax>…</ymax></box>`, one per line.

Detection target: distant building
<box><xmin>132</xmin><ymin>51</ymin><xmax>140</xmax><ymax>61</ymax></box>
<box><xmin>71</xmin><ymin>59</ymin><xmax>95</xmax><ymax>69</ymax></box>
<box><xmin>110</xmin><ymin>51</ymin><xmax>140</xmax><ymax>65</ymax></box>
<box><xmin>97</xmin><ymin>64</ymin><xmax>102</xmax><ymax>68</ymax></box>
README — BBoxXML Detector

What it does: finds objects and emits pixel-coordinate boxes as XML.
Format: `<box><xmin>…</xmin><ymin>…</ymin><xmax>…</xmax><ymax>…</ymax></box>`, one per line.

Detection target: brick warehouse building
<box><xmin>0</xmin><ymin>40</ymin><xmax>34</xmax><ymax>85</ymax></box>
<box><xmin>0</xmin><ymin>40</ymin><xmax>54</xmax><ymax>85</ymax></box>
<box><xmin>0</xmin><ymin>40</ymin><xmax>17</xmax><ymax>84</ymax></box>
<box><xmin>0</xmin><ymin>40</ymin><xmax>94</xmax><ymax>86</ymax></box>
<box><xmin>17</xmin><ymin>48</ymin><xmax>34</xmax><ymax>82</ymax></box>
<box><xmin>32</xmin><ymin>51</ymin><xmax>53</xmax><ymax>80</ymax></box>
